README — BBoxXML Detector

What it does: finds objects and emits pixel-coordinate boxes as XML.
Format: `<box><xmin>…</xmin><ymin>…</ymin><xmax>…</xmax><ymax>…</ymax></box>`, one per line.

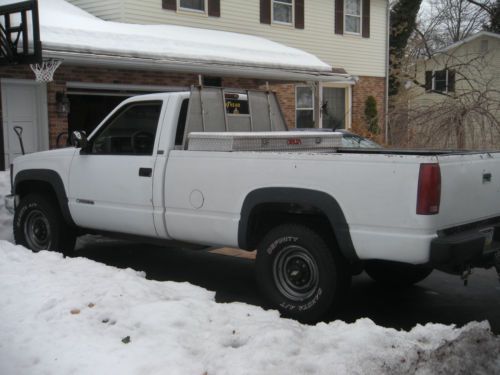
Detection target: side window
<box><xmin>179</xmin><ymin>0</ymin><xmax>205</xmax><ymax>12</ymax></box>
<box><xmin>272</xmin><ymin>0</ymin><xmax>293</xmax><ymax>24</ymax></box>
<box><xmin>345</xmin><ymin>0</ymin><xmax>361</xmax><ymax>34</ymax></box>
<box><xmin>91</xmin><ymin>102</ymin><xmax>162</xmax><ymax>155</ymax></box>
<box><xmin>296</xmin><ymin>86</ymin><xmax>314</xmax><ymax>128</ymax></box>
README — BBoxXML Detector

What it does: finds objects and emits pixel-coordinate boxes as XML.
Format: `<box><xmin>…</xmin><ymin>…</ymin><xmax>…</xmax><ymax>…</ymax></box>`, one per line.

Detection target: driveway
<box><xmin>74</xmin><ymin>236</ymin><xmax>500</xmax><ymax>334</ymax></box>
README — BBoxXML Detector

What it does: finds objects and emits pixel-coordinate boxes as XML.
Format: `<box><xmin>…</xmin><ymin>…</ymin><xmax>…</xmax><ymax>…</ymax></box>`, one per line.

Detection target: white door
<box><xmin>1</xmin><ymin>80</ymin><xmax>49</xmax><ymax>168</ymax></box>
<box><xmin>68</xmin><ymin>100</ymin><xmax>164</xmax><ymax>237</ymax></box>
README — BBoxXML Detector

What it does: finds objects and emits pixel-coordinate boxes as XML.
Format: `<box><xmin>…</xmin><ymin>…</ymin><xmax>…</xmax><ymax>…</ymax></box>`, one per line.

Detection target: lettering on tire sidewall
<box><xmin>279</xmin><ymin>288</ymin><xmax>323</xmax><ymax>312</ymax></box>
<box><xmin>15</xmin><ymin>202</ymin><xmax>40</xmax><ymax>229</ymax></box>
<box><xmin>266</xmin><ymin>236</ymin><xmax>298</xmax><ymax>255</ymax></box>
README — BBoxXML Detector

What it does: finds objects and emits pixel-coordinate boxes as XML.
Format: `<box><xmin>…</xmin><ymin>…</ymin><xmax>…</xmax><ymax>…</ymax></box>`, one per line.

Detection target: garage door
<box><xmin>1</xmin><ymin>79</ymin><xmax>49</xmax><ymax>169</ymax></box>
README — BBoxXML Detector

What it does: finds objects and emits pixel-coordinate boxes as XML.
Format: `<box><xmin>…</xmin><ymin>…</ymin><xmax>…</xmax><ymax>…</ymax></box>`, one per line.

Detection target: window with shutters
<box><xmin>345</xmin><ymin>0</ymin><xmax>362</xmax><ymax>34</ymax></box>
<box><xmin>179</xmin><ymin>0</ymin><xmax>205</xmax><ymax>13</ymax></box>
<box><xmin>425</xmin><ymin>69</ymin><xmax>455</xmax><ymax>93</ymax></box>
<box><xmin>272</xmin><ymin>0</ymin><xmax>293</xmax><ymax>25</ymax></box>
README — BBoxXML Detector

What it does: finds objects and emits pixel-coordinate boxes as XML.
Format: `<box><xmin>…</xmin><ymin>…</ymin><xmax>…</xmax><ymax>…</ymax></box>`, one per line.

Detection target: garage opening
<box><xmin>60</xmin><ymin>83</ymin><xmax>188</xmax><ymax>147</ymax></box>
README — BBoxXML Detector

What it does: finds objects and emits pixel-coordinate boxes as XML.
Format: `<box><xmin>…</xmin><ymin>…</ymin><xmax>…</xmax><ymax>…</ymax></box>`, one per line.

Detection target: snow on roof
<box><xmin>1</xmin><ymin>0</ymin><xmax>332</xmax><ymax>73</ymax></box>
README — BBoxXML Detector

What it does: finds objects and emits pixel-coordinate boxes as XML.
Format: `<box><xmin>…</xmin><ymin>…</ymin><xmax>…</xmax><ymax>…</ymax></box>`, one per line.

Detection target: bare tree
<box><xmin>390</xmin><ymin>50</ymin><xmax>500</xmax><ymax>149</ymax></box>
<box><xmin>417</xmin><ymin>0</ymin><xmax>488</xmax><ymax>53</ymax></box>
<box><xmin>387</xmin><ymin>0</ymin><xmax>499</xmax><ymax>149</ymax></box>
<box><xmin>466</xmin><ymin>0</ymin><xmax>500</xmax><ymax>32</ymax></box>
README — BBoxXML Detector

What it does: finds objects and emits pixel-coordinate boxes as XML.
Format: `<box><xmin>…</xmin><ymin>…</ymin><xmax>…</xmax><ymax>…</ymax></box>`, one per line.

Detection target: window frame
<box><xmin>272</xmin><ymin>0</ymin><xmax>294</xmax><ymax>26</ymax></box>
<box><xmin>430</xmin><ymin>69</ymin><xmax>454</xmax><ymax>94</ymax></box>
<box><xmin>295</xmin><ymin>85</ymin><xmax>315</xmax><ymax>128</ymax></box>
<box><xmin>86</xmin><ymin>100</ymin><xmax>163</xmax><ymax>156</ymax></box>
<box><xmin>344</xmin><ymin>0</ymin><xmax>362</xmax><ymax>35</ymax></box>
<box><xmin>178</xmin><ymin>0</ymin><xmax>207</xmax><ymax>14</ymax></box>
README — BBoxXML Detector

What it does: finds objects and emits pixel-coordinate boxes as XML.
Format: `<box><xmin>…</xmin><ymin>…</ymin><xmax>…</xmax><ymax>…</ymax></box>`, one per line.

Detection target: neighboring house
<box><xmin>0</xmin><ymin>0</ymin><xmax>389</xmax><ymax>169</ymax></box>
<box><xmin>403</xmin><ymin>31</ymin><xmax>500</xmax><ymax>149</ymax></box>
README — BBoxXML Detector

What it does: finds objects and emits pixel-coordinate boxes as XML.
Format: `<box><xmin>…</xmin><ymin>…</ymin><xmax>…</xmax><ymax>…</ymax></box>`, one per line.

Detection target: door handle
<box><xmin>139</xmin><ymin>168</ymin><xmax>152</xmax><ymax>177</ymax></box>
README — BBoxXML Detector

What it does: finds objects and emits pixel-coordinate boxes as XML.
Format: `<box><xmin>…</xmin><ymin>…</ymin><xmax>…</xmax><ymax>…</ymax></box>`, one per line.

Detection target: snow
<box><xmin>0</xmin><ymin>0</ymin><xmax>331</xmax><ymax>72</ymax></box>
<box><xmin>0</xmin><ymin>169</ymin><xmax>499</xmax><ymax>374</ymax></box>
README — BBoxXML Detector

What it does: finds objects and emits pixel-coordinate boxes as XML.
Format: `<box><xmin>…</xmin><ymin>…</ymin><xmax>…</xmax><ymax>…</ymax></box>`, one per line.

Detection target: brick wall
<box><xmin>351</xmin><ymin>76</ymin><xmax>386</xmax><ymax>134</ymax></box>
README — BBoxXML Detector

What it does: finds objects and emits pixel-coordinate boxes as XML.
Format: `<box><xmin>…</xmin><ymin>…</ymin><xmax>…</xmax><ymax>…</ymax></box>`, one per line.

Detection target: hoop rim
<box><xmin>30</xmin><ymin>58</ymin><xmax>63</xmax><ymax>83</ymax></box>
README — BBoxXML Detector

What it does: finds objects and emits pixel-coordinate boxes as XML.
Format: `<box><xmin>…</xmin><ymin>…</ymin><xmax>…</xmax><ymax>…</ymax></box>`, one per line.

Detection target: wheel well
<box><xmin>16</xmin><ymin>180</ymin><xmax>58</xmax><ymax>205</ymax></box>
<box><xmin>245</xmin><ymin>202</ymin><xmax>337</xmax><ymax>251</ymax></box>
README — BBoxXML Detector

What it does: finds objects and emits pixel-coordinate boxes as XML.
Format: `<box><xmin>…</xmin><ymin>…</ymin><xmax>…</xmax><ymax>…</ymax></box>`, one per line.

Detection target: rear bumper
<box><xmin>430</xmin><ymin>223</ymin><xmax>500</xmax><ymax>273</ymax></box>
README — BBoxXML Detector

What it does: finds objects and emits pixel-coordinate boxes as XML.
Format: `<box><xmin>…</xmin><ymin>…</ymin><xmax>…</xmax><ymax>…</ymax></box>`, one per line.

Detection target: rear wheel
<box><xmin>256</xmin><ymin>224</ymin><xmax>350</xmax><ymax>323</ymax></box>
<box><xmin>365</xmin><ymin>261</ymin><xmax>433</xmax><ymax>286</ymax></box>
<box><xmin>14</xmin><ymin>193</ymin><xmax>76</xmax><ymax>255</ymax></box>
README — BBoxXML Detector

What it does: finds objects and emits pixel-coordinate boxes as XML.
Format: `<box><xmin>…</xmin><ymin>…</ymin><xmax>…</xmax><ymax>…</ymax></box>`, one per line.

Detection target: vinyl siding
<box><xmin>66</xmin><ymin>0</ymin><xmax>388</xmax><ymax>77</ymax></box>
<box><xmin>67</xmin><ymin>0</ymin><xmax>124</xmax><ymax>21</ymax></box>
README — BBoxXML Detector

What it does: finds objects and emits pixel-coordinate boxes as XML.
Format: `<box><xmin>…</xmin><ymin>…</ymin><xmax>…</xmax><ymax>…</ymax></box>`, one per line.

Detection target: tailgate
<box><xmin>437</xmin><ymin>152</ymin><xmax>500</xmax><ymax>229</ymax></box>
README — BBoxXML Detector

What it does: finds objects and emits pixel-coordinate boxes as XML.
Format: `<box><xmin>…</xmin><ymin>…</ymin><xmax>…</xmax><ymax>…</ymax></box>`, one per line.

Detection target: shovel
<box><xmin>13</xmin><ymin>126</ymin><xmax>25</xmax><ymax>155</ymax></box>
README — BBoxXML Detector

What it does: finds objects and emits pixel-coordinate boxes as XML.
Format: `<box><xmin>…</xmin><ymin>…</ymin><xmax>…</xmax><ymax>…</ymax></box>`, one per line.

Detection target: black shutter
<box><xmin>425</xmin><ymin>71</ymin><xmax>433</xmax><ymax>91</ymax></box>
<box><xmin>335</xmin><ymin>0</ymin><xmax>344</xmax><ymax>35</ymax></box>
<box><xmin>260</xmin><ymin>0</ymin><xmax>271</xmax><ymax>24</ymax></box>
<box><xmin>447</xmin><ymin>70</ymin><xmax>455</xmax><ymax>92</ymax></box>
<box><xmin>362</xmin><ymin>0</ymin><xmax>370</xmax><ymax>38</ymax></box>
<box><xmin>208</xmin><ymin>0</ymin><xmax>220</xmax><ymax>17</ymax></box>
<box><xmin>295</xmin><ymin>0</ymin><xmax>304</xmax><ymax>29</ymax></box>
<box><xmin>162</xmin><ymin>0</ymin><xmax>176</xmax><ymax>11</ymax></box>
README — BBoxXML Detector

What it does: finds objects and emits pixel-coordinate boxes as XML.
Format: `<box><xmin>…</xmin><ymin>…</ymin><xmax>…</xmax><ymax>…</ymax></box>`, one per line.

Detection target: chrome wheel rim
<box><xmin>273</xmin><ymin>245</ymin><xmax>319</xmax><ymax>301</ymax></box>
<box><xmin>24</xmin><ymin>209</ymin><xmax>51</xmax><ymax>251</ymax></box>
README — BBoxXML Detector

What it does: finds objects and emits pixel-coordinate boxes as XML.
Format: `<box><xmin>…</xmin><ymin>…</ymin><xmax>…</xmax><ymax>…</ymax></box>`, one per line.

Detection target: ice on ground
<box><xmin>0</xmin><ymin>0</ymin><xmax>331</xmax><ymax>72</ymax></box>
<box><xmin>0</xmin><ymin>170</ymin><xmax>498</xmax><ymax>374</ymax></box>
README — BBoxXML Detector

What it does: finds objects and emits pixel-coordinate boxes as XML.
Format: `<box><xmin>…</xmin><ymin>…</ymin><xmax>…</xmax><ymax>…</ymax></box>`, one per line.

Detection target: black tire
<box><xmin>256</xmin><ymin>224</ymin><xmax>350</xmax><ymax>323</ymax></box>
<box><xmin>14</xmin><ymin>193</ymin><xmax>76</xmax><ymax>255</ymax></box>
<box><xmin>365</xmin><ymin>261</ymin><xmax>433</xmax><ymax>286</ymax></box>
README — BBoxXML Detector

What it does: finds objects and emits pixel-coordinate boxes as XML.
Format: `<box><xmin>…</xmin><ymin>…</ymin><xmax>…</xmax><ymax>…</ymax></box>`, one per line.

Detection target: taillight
<box><xmin>417</xmin><ymin>163</ymin><xmax>441</xmax><ymax>215</ymax></box>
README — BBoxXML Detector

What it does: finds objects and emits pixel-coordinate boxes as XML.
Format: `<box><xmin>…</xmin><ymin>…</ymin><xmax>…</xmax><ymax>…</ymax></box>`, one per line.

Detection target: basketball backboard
<box><xmin>0</xmin><ymin>0</ymin><xmax>42</xmax><ymax>66</ymax></box>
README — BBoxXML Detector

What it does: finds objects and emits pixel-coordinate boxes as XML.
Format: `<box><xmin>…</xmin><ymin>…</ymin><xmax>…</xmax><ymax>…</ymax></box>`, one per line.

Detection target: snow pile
<box><xmin>0</xmin><ymin>0</ymin><xmax>331</xmax><ymax>72</ymax></box>
<box><xmin>0</xmin><ymin>242</ymin><xmax>499</xmax><ymax>375</ymax></box>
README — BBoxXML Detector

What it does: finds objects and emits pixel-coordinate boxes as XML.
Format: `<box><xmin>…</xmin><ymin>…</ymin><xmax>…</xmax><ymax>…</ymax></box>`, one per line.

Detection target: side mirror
<box><xmin>70</xmin><ymin>130</ymin><xmax>88</xmax><ymax>149</ymax></box>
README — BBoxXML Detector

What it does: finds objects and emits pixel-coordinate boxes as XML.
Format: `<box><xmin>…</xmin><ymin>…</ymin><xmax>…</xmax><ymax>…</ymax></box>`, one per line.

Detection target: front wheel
<box><xmin>14</xmin><ymin>193</ymin><xmax>76</xmax><ymax>254</ymax></box>
<box><xmin>256</xmin><ymin>224</ymin><xmax>350</xmax><ymax>323</ymax></box>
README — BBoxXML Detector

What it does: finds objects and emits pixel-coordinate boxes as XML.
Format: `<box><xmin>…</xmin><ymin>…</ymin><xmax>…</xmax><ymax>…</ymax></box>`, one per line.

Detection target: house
<box><xmin>1</xmin><ymin>0</ymin><xmax>389</xmax><ymax>169</ymax></box>
<box><xmin>401</xmin><ymin>31</ymin><xmax>500</xmax><ymax>149</ymax></box>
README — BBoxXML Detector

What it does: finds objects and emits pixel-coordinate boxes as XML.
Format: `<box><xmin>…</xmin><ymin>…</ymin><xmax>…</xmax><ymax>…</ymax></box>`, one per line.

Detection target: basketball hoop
<box><xmin>30</xmin><ymin>58</ymin><xmax>62</xmax><ymax>82</ymax></box>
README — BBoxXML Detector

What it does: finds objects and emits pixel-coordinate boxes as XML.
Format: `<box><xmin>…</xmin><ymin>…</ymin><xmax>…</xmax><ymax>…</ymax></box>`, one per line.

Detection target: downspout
<box><xmin>384</xmin><ymin>0</ymin><xmax>390</xmax><ymax>144</ymax></box>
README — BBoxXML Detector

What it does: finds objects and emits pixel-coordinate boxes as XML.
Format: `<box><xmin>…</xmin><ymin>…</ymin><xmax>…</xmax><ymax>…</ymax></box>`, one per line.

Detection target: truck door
<box><xmin>67</xmin><ymin>100</ymin><xmax>164</xmax><ymax>237</ymax></box>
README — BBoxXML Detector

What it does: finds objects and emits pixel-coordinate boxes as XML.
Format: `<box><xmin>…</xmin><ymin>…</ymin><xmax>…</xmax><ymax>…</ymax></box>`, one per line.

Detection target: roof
<box><xmin>437</xmin><ymin>31</ymin><xmax>500</xmax><ymax>54</ymax></box>
<box><xmin>0</xmin><ymin>0</ymin><xmax>352</xmax><ymax>81</ymax></box>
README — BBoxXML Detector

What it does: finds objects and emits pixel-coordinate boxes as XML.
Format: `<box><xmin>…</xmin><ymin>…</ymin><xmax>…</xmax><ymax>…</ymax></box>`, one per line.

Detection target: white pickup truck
<box><xmin>7</xmin><ymin>87</ymin><xmax>500</xmax><ymax>322</ymax></box>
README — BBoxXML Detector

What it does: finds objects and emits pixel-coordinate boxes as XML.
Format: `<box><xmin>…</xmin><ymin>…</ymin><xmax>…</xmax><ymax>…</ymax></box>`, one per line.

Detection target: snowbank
<box><xmin>0</xmin><ymin>170</ymin><xmax>498</xmax><ymax>374</ymax></box>
<box><xmin>0</xmin><ymin>0</ymin><xmax>331</xmax><ymax>72</ymax></box>
<box><xmin>0</xmin><ymin>242</ymin><xmax>499</xmax><ymax>375</ymax></box>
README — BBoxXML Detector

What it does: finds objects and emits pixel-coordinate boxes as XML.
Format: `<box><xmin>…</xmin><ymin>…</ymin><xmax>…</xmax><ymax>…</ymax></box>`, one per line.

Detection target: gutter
<box><xmin>43</xmin><ymin>49</ymin><xmax>356</xmax><ymax>84</ymax></box>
